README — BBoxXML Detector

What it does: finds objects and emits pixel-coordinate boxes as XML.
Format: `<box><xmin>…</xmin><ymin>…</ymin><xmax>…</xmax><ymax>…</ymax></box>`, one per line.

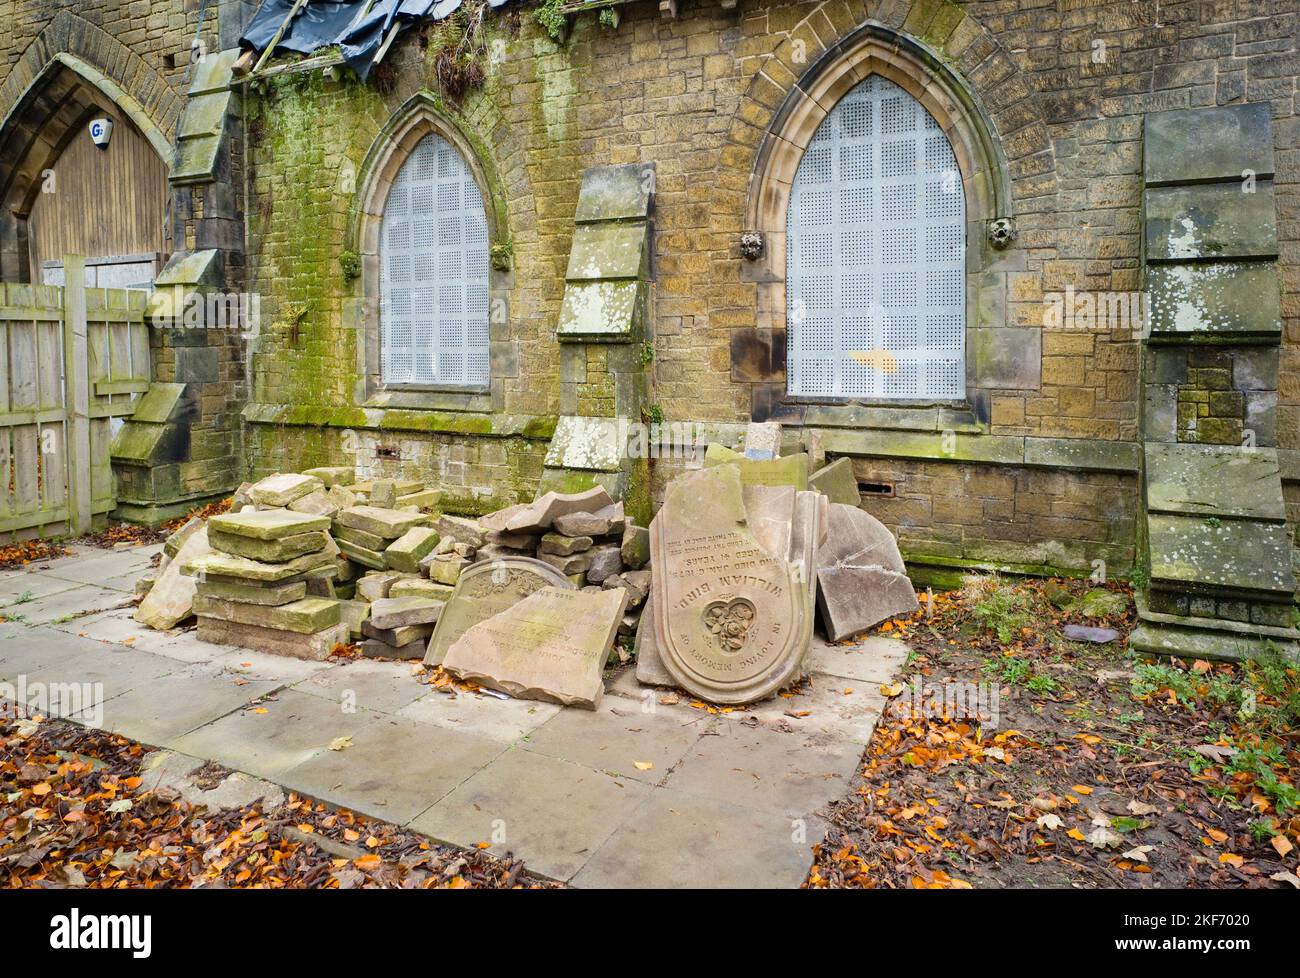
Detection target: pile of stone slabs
<box><xmin>359</xmin><ymin>595</ymin><xmax>445</xmax><ymax>659</ymax></box>
<box><xmin>186</xmin><ymin>509</ymin><xmax>347</xmax><ymax>660</ymax></box>
<box><xmin>333</xmin><ymin>505</ymin><xmax>430</xmax><ymax>571</ymax></box>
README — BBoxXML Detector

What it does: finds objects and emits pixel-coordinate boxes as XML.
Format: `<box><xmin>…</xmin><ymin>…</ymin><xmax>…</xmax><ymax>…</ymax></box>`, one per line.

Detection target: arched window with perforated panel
<box><xmin>786</xmin><ymin>75</ymin><xmax>966</xmax><ymax>401</ymax></box>
<box><xmin>379</xmin><ymin>132</ymin><xmax>490</xmax><ymax>389</ymax></box>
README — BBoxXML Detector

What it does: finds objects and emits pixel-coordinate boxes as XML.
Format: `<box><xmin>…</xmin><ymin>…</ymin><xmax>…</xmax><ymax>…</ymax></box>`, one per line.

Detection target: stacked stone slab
<box><xmin>333</xmin><ymin>504</ymin><xmax>431</xmax><ymax>572</ymax></box>
<box><xmin>186</xmin><ymin>508</ymin><xmax>347</xmax><ymax>660</ymax></box>
<box><xmin>1133</xmin><ymin>104</ymin><xmax>1299</xmax><ymax>661</ymax></box>
<box><xmin>359</xmin><ymin>595</ymin><xmax>446</xmax><ymax>660</ymax></box>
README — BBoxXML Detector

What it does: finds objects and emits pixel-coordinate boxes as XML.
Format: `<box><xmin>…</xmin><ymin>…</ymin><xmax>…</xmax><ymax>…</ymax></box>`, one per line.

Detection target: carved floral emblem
<box><xmin>703</xmin><ymin>598</ymin><xmax>756</xmax><ymax>653</ymax></box>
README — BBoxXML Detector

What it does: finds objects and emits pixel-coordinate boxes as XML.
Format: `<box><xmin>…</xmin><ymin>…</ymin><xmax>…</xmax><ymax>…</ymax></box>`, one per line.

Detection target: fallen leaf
<box><xmin>634</xmin><ymin>761</ymin><xmax>654</xmax><ymax>771</ymax></box>
<box><xmin>1270</xmin><ymin>871</ymin><xmax>1300</xmax><ymax>888</ymax></box>
<box><xmin>1036</xmin><ymin>814</ymin><xmax>1063</xmax><ymax>830</ymax></box>
<box><xmin>880</xmin><ymin>682</ymin><xmax>905</xmax><ymax>697</ymax></box>
<box><xmin>1219</xmin><ymin>853</ymin><xmax>1244</xmax><ymax>868</ymax></box>
<box><xmin>1121</xmin><ymin>845</ymin><xmax>1156</xmax><ymax>863</ymax></box>
<box><xmin>1072</xmin><ymin>785</ymin><xmax>1094</xmax><ymax>795</ymax></box>
<box><xmin>1127</xmin><ymin>800</ymin><xmax>1159</xmax><ymax>816</ymax></box>
<box><xmin>1270</xmin><ymin>835</ymin><xmax>1293</xmax><ymax>859</ymax></box>
<box><xmin>328</xmin><ymin>736</ymin><xmax>353</xmax><ymax>751</ymax></box>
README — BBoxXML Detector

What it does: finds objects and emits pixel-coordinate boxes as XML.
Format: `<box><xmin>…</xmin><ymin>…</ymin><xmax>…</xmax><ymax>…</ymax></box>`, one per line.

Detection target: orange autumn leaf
<box><xmin>1219</xmin><ymin>853</ymin><xmax>1244</xmax><ymax>868</ymax></box>
<box><xmin>1072</xmin><ymin>785</ymin><xmax>1094</xmax><ymax>795</ymax></box>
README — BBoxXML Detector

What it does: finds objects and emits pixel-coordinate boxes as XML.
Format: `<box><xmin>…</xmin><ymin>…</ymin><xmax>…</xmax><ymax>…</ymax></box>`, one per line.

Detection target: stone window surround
<box><xmin>348</xmin><ymin>93</ymin><xmax>510</xmax><ymax>414</ymax></box>
<box><xmin>744</xmin><ymin>23</ymin><xmax>1013</xmax><ymax>433</ymax></box>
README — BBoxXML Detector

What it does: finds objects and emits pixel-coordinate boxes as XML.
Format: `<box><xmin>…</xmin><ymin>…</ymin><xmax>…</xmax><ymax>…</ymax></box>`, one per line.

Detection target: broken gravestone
<box><xmin>649</xmin><ymin>464</ymin><xmax>813</xmax><ymax>704</ymax></box>
<box><xmin>135</xmin><ymin>526</ymin><xmax>212</xmax><ymax>629</ymax></box>
<box><xmin>441</xmin><ymin>586</ymin><xmax>628</xmax><ymax>709</ymax></box>
<box><xmin>423</xmin><ymin>556</ymin><xmax>575</xmax><ymax>666</ymax></box>
<box><xmin>815</xmin><ymin>503</ymin><xmax>918</xmax><ymax>641</ymax></box>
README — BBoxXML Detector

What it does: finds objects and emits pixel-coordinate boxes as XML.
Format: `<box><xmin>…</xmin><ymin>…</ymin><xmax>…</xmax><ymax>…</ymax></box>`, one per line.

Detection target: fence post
<box><xmin>61</xmin><ymin>254</ymin><xmax>91</xmax><ymax>536</ymax></box>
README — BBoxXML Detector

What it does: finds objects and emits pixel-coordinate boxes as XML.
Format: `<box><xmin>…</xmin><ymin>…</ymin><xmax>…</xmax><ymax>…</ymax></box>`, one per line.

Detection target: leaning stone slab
<box><xmin>369</xmin><ymin>596</ymin><xmax>445</xmax><ymax>630</ymax></box>
<box><xmin>337</xmin><ymin>505</ymin><xmax>427</xmax><ymax>539</ymax></box>
<box><xmin>185</xmin><ymin>548</ymin><xmax>336</xmax><ymax>583</ymax></box>
<box><xmin>809</xmin><ymin>457</ymin><xmax>861</xmax><ymax>507</ymax></box>
<box><xmin>442</xmin><ymin>586</ymin><xmax>628</xmax><ymax>710</ymax></box>
<box><xmin>633</xmin><ymin>593</ymin><xmax>675</xmax><ymax>687</ymax></box>
<box><xmin>192</xmin><ymin>595</ymin><xmax>341</xmax><ymax>634</ymax></box>
<box><xmin>208</xmin><ymin>528</ymin><xmax>329</xmax><ymax>563</ymax></box>
<box><xmin>814</xmin><ymin>503</ymin><xmax>917</xmax><ymax>642</ymax></box>
<box><xmin>384</xmin><ymin>526</ymin><xmax>440</xmax><ymax>573</ymax></box>
<box><xmin>136</xmin><ymin>527</ymin><xmax>212</xmax><ymax>629</ymax></box>
<box><xmin>504</xmin><ymin>487</ymin><xmax>616</xmax><ymax>533</ymax></box>
<box><xmin>424</xmin><ymin>556</ymin><xmax>576</xmax><ymax>666</ymax></box>
<box><xmin>195</xmin><ymin>578</ymin><xmax>307</xmax><ymax>607</ymax></box>
<box><xmin>426</xmin><ymin>555</ymin><xmax>471</xmax><ymax>586</ymax></box>
<box><xmin>208</xmin><ymin>509</ymin><xmax>331</xmax><ymax>541</ymax></box>
<box><xmin>620</xmin><ymin>523</ymin><xmax>649</xmax><ymax>569</ymax></box>
<box><xmin>196</xmin><ymin>617</ymin><xmax>349</xmax><ymax>661</ymax></box>
<box><xmin>478</xmin><ymin>502</ymin><xmax>531</xmax><ymax>533</ymax></box>
<box><xmin>163</xmin><ymin>516</ymin><xmax>205</xmax><ymax>559</ymax></box>
<box><xmin>337</xmin><ymin>598</ymin><xmax>370</xmax><ymax>639</ymax></box>
<box><xmin>249</xmin><ymin>472</ymin><xmax>323</xmax><ymax>508</ymax></box>
<box><xmin>650</xmin><ymin>464</ymin><xmax>812</xmax><ymax>704</ymax></box>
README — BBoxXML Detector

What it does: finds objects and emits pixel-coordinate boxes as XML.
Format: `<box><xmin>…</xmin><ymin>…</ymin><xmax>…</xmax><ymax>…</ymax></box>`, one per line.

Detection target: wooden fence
<box><xmin>0</xmin><ymin>255</ymin><xmax>151</xmax><ymax>541</ymax></box>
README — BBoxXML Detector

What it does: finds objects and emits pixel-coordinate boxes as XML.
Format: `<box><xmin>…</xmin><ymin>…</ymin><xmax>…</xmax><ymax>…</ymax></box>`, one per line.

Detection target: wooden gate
<box><xmin>0</xmin><ymin>255</ymin><xmax>151</xmax><ymax>541</ymax></box>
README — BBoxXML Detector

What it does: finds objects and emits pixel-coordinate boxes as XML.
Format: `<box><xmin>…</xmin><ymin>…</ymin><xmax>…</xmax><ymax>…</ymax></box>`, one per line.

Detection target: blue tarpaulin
<box><xmin>241</xmin><ymin>0</ymin><xmax>511</xmax><ymax>80</ymax></box>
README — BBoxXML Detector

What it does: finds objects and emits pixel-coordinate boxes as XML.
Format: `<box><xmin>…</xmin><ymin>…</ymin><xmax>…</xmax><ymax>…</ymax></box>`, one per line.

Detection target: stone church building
<box><xmin>1</xmin><ymin>0</ymin><xmax>1297</xmax><ymax>659</ymax></box>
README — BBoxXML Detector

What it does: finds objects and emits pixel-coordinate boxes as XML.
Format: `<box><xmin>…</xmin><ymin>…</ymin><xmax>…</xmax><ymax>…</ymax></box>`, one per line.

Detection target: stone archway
<box><xmin>0</xmin><ymin>12</ymin><xmax>180</xmax><ymax>281</ymax></box>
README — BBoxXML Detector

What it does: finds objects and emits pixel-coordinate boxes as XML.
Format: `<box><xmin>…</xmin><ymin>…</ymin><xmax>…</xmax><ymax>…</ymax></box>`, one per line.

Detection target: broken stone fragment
<box><xmin>539</xmin><ymin>532</ymin><xmax>593</xmax><ymax>555</ymax></box>
<box><xmin>434</xmin><ymin>514</ymin><xmax>487</xmax><ymax>548</ymax></box>
<box><xmin>185</xmin><ymin>547</ymin><xmax>337</xmax><ymax>583</ymax></box>
<box><xmin>478</xmin><ymin>502</ymin><xmax>531</xmax><ymax>533</ymax></box>
<box><xmin>743</xmin><ymin>421</ymin><xmax>782</xmax><ymax>460</ymax></box>
<box><xmin>326</xmin><ymin>484</ymin><xmax>359</xmax><ymax>510</ymax></box>
<box><xmin>369</xmin><ymin>479</ymin><xmax>397</xmax><ymax>509</ymax></box>
<box><xmin>359</xmin><ymin>638</ymin><xmax>426</xmax><ymax>660</ymax></box>
<box><xmin>231</xmin><ymin>482</ymin><xmax>254</xmax><ymax>509</ymax></box>
<box><xmin>808</xmin><ymin>457</ymin><xmax>861</xmax><ymax>507</ymax></box>
<box><xmin>585</xmin><ymin>544</ymin><xmax>623</xmax><ymax>584</ymax></box>
<box><xmin>620</xmin><ymin>523</ymin><xmax>650</xmax><ymax>569</ymax></box>
<box><xmin>389</xmin><ymin>578</ymin><xmax>454</xmax><ymax>601</ymax></box>
<box><xmin>552</xmin><ymin>502</ymin><xmax>626</xmax><ymax>538</ymax></box>
<box><xmin>288</xmin><ymin>489</ymin><xmax>339</xmax><ymax>517</ymax></box>
<box><xmin>504</xmin><ymin>487</ymin><xmax>616</xmax><ymax>534</ymax></box>
<box><xmin>427</xmin><ymin>555</ymin><xmax>471</xmax><ymax>586</ymax></box>
<box><xmin>302</xmin><ymin>466</ymin><xmax>355</xmax><ymax>487</ymax></box>
<box><xmin>535</xmin><ymin>550</ymin><xmax>592</xmax><ymax>575</ymax></box>
<box><xmin>384</xmin><ymin>525</ymin><xmax>440</xmax><ymax>573</ymax></box>
<box><xmin>335</xmin><ymin>537</ymin><xmax>387</xmax><ymax>570</ymax></box>
<box><xmin>487</xmin><ymin>528</ymin><xmax>540</xmax><ymax>549</ymax></box>
<box><xmin>336</xmin><ymin>598</ymin><xmax>370</xmax><ymax>639</ymax></box>
<box><xmin>814</xmin><ymin>503</ymin><xmax>918</xmax><ymax>642</ymax></box>
<box><xmin>208</xmin><ymin>509</ymin><xmax>332</xmax><ymax>541</ymax></box>
<box><xmin>356</xmin><ymin>571</ymin><xmax>407</xmax><ymax>602</ymax></box>
<box><xmin>361</xmin><ymin>619</ymin><xmax>435</xmax><ymax>647</ymax></box>
<box><xmin>1062</xmin><ymin>623</ymin><xmax>1121</xmax><ymax>643</ymax></box>
<box><xmin>368</xmin><ymin>595</ymin><xmax>445</xmax><ymax>630</ymax></box>
<box><xmin>249</xmin><ymin>472</ymin><xmax>324</xmax><ymax>508</ymax></box>
<box><xmin>452</xmin><ymin>542</ymin><xmax>477</xmax><ymax>559</ymax></box>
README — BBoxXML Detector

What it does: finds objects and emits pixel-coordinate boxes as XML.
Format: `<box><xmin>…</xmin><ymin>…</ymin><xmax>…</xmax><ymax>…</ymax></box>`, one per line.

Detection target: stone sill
<box><xmin>814</xmin><ymin>429</ymin><xmax>1140</xmax><ymax>473</ymax></box>
<box><xmin>364</xmin><ymin>387</ymin><xmax>492</xmax><ymax>413</ymax></box>
<box><xmin>241</xmin><ymin>402</ymin><xmax>556</xmax><ymax>440</ymax></box>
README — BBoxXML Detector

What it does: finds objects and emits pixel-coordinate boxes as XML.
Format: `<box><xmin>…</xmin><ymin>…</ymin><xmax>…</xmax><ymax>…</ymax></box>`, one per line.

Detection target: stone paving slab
<box><xmin>663</xmin><ymin>723</ymin><xmax>864</xmax><ymax>819</ymax></box>
<box><xmin>94</xmin><ymin>670</ymin><xmax>282</xmax><ymax>745</ymax></box>
<box><xmin>7</xmin><ymin>584</ymin><xmax>130</xmax><ymax>626</ymax></box>
<box><xmin>0</xmin><ymin>574</ymin><xmax>81</xmax><ymax>606</ymax></box>
<box><xmin>410</xmin><ymin>747</ymin><xmax>651</xmax><ymax>881</ymax></box>
<box><xmin>521</xmin><ymin>691</ymin><xmax>709</xmax><ymax>784</ymax></box>
<box><xmin>0</xmin><ymin>561</ymin><xmax>906</xmax><ymax>887</ymax></box>
<box><xmin>397</xmin><ymin>688</ymin><xmax>561</xmax><ymax>743</ymax></box>
<box><xmin>572</xmin><ymin>788</ymin><xmax>827</xmax><ymax>889</ymax></box>
<box><xmin>278</xmin><ymin>715</ymin><xmax>506</xmax><ymax>825</ymax></box>
<box><xmin>172</xmin><ymin>689</ymin><xmax>381</xmax><ymax>781</ymax></box>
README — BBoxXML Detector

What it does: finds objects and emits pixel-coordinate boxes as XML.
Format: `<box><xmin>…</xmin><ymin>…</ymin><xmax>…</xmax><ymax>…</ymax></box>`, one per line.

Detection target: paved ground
<box><xmin>0</xmin><ymin>542</ymin><xmax>908</xmax><ymax>887</ymax></box>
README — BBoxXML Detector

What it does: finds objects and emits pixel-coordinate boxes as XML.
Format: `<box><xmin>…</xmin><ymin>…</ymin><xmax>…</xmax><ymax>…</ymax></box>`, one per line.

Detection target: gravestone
<box><xmin>423</xmin><ymin>556</ymin><xmax>576</xmax><ymax>666</ymax></box>
<box><xmin>441</xmin><ymin>586</ymin><xmax>628</xmax><ymax>709</ymax></box>
<box><xmin>650</xmin><ymin>464</ymin><xmax>812</xmax><ymax>704</ymax></box>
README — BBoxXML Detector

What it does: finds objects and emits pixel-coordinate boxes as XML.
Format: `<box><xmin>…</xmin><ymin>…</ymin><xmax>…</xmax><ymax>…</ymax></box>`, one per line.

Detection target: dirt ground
<box><xmin>807</xmin><ymin>576</ymin><xmax>1300</xmax><ymax>889</ymax></box>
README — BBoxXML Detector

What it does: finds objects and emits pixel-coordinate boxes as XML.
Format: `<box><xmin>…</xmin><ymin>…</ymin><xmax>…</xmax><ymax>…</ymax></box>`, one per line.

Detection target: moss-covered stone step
<box><xmin>208</xmin><ymin>528</ymin><xmax>330</xmax><ymax>562</ymax></box>
<box><xmin>192</xmin><ymin>595</ymin><xmax>341</xmax><ymax>633</ymax></box>
<box><xmin>1147</xmin><ymin>513</ymin><xmax>1295</xmax><ymax>599</ymax></box>
<box><xmin>208</xmin><ymin>509</ymin><xmax>332</xmax><ymax>540</ymax></box>
<box><xmin>1144</xmin><ymin>443</ymin><xmax>1286</xmax><ymax>522</ymax></box>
